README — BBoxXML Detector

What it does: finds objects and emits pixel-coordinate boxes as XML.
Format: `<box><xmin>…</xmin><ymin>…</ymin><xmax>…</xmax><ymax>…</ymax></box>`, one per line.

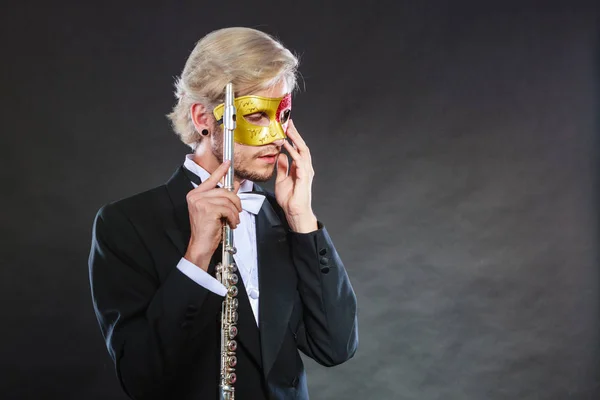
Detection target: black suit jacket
<box><xmin>88</xmin><ymin>165</ymin><xmax>358</xmax><ymax>399</ymax></box>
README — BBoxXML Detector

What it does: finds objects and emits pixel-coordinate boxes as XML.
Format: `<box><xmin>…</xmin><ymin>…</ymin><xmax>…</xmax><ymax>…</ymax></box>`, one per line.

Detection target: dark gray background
<box><xmin>1</xmin><ymin>1</ymin><xmax>598</xmax><ymax>399</ymax></box>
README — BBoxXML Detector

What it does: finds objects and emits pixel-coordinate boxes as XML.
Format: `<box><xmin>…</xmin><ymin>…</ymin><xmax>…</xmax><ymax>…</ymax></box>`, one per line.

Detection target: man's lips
<box><xmin>257</xmin><ymin>153</ymin><xmax>279</xmax><ymax>163</ymax></box>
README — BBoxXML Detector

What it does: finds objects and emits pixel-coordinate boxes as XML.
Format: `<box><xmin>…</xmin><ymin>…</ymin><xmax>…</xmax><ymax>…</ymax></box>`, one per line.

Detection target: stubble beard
<box><xmin>211</xmin><ymin>132</ymin><xmax>276</xmax><ymax>183</ymax></box>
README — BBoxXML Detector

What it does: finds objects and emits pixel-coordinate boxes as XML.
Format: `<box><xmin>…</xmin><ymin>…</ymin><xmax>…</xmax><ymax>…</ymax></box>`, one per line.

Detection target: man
<box><xmin>89</xmin><ymin>27</ymin><xmax>358</xmax><ymax>400</ymax></box>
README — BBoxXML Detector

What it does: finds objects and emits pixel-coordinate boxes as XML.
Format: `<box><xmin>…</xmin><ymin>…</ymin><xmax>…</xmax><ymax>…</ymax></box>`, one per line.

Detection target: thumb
<box><xmin>276</xmin><ymin>153</ymin><xmax>289</xmax><ymax>183</ymax></box>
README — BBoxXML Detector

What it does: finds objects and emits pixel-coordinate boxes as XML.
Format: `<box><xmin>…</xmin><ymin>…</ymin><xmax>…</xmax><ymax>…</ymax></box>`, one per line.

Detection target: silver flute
<box><xmin>215</xmin><ymin>83</ymin><xmax>239</xmax><ymax>400</ymax></box>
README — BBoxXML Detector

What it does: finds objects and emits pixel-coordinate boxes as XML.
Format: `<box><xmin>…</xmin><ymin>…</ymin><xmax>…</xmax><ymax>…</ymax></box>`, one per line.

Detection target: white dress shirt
<box><xmin>176</xmin><ymin>155</ymin><xmax>265</xmax><ymax>325</ymax></box>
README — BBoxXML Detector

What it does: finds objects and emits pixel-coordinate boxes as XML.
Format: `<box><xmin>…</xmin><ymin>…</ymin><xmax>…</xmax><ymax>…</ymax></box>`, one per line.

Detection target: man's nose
<box><xmin>271</xmin><ymin>138</ymin><xmax>285</xmax><ymax>147</ymax></box>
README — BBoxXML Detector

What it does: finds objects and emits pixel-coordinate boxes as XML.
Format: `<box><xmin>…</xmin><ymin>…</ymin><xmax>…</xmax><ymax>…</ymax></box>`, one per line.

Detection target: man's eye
<box><xmin>280</xmin><ymin>109</ymin><xmax>291</xmax><ymax>124</ymax></box>
<box><xmin>244</xmin><ymin>112</ymin><xmax>269</xmax><ymax>126</ymax></box>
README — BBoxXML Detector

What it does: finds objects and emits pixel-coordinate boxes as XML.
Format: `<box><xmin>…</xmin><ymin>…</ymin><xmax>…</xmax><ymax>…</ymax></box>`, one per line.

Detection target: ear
<box><xmin>190</xmin><ymin>103</ymin><xmax>212</xmax><ymax>133</ymax></box>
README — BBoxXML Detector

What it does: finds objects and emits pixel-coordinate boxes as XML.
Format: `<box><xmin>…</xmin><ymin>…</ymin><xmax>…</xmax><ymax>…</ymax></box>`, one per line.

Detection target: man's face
<box><xmin>211</xmin><ymin>80</ymin><xmax>290</xmax><ymax>182</ymax></box>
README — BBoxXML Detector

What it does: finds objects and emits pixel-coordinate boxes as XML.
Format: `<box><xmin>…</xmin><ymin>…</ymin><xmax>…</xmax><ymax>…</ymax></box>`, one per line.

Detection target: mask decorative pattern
<box><xmin>213</xmin><ymin>93</ymin><xmax>292</xmax><ymax>146</ymax></box>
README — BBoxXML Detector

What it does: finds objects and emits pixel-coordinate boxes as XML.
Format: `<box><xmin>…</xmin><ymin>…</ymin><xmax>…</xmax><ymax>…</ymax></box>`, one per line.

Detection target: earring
<box><xmin>201</xmin><ymin>129</ymin><xmax>209</xmax><ymax>136</ymax></box>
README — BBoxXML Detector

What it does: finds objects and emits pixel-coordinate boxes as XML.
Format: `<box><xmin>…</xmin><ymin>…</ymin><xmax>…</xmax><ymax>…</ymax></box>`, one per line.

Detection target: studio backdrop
<box><xmin>0</xmin><ymin>1</ymin><xmax>598</xmax><ymax>399</ymax></box>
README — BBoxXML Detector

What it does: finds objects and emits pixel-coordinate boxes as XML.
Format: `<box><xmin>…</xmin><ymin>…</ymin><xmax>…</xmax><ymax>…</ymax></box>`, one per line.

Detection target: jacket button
<box><xmin>291</xmin><ymin>377</ymin><xmax>299</xmax><ymax>387</ymax></box>
<box><xmin>319</xmin><ymin>248</ymin><xmax>327</xmax><ymax>256</ymax></box>
<box><xmin>319</xmin><ymin>257</ymin><xmax>329</xmax><ymax>265</ymax></box>
<box><xmin>320</xmin><ymin>267</ymin><xmax>330</xmax><ymax>274</ymax></box>
<box><xmin>186</xmin><ymin>306</ymin><xmax>198</xmax><ymax>318</ymax></box>
<box><xmin>187</xmin><ymin>304</ymin><xmax>198</xmax><ymax>312</ymax></box>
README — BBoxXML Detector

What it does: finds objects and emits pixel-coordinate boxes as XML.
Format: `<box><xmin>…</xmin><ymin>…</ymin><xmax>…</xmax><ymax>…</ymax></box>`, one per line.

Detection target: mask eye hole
<box><xmin>280</xmin><ymin>109</ymin><xmax>291</xmax><ymax>124</ymax></box>
<box><xmin>244</xmin><ymin>112</ymin><xmax>270</xmax><ymax>127</ymax></box>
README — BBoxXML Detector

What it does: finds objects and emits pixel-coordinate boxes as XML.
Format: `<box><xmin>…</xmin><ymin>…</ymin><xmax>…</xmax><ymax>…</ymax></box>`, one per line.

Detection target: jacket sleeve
<box><xmin>88</xmin><ymin>203</ymin><xmax>222</xmax><ymax>399</ymax></box>
<box><xmin>289</xmin><ymin>222</ymin><xmax>359</xmax><ymax>366</ymax></box>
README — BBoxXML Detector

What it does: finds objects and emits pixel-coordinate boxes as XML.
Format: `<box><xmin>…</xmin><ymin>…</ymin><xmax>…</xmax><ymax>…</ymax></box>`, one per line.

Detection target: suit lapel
<box><xmin>254</xmin><ymin>187</ymin><xmax>297</xmax><ymax>379</ymax></box>
<box><xmin>165</xmin><ymin>166</ymin><xmax>193</xmax><ymax>255</ymax></box>
<box><xmin>231</xmin><ymin>268</ymin><xmax>263</xmax><ymax>367</ymax></box>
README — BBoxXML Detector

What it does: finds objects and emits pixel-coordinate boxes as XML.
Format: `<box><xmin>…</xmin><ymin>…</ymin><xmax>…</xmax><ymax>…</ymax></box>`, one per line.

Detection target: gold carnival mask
<box><xmin>213</xmin><ymin>93</ymin><xmax>292</xmax><ymax>146</ymax></box>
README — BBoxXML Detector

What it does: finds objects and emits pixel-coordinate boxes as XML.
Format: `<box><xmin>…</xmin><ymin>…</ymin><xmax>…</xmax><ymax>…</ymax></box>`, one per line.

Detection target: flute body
<box><xmin>216</xmin><ymin>83</ymin><xmax>239</xmax><ymax>400</ymax></box>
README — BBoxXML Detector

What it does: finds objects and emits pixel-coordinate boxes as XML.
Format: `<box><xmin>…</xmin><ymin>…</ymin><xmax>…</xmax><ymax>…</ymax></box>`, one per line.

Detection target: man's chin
<box><xmin>252</xmin><ymin>175</ymin><xmax>272</xmax><ymax>183</ymax></box>
<box><xmin>236</xmin><ymin>167</ymin><xmax>275</xmax><ymax>183</ymax></box>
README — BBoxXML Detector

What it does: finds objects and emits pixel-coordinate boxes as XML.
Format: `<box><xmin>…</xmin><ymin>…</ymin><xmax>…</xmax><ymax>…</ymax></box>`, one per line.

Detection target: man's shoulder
<box><xmin>96</xmin><ymin>184</ymin><xmax>171</xmax><ymax>225</ymax></box>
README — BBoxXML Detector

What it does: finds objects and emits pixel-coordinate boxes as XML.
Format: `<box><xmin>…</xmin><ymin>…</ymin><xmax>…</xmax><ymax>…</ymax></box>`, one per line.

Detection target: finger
<box><xmin>283</xmin><ymin>141</ymin><xmax>313</xmax><ymax>181</ymax></box>
<box><xmin>211</xmin><ymin>205</ymin><xmax>240</xmax><ymax>229</ymax></box>
<box><xmin>282</xmin><ymin>140</ymin><xmax>303</xmax><ymax>166</ymax></box>
<box><xmin>198</xmin><ymin>189</ymin><xmax>243</xmax><ymax>212</ymax></box>
<box><xmin>290</xmin><ymin>159</ymin><xmax>298</xmax><ymax>181</ymax></box>
<box><xmin>286</xmin><ymin>120</ymin><xmax>310</xmax><ymax>157</ymax></box>
<box><xmin>204</xmin><ymin>198</ymin><xmax>242</xmax><ymax>223</ymax></box>
<box><xmin>187</xmin><ymin>187</ymin><xmax>242</xmax><ymax>213</ymax></box>
<box><xmin>196</xmin><ymin>160</ymin><xmax>231</xmax><ymax>191</ymax></box>
<box><xmin>276</xmin><ymin>153</ymin><xmax>289</xmax><ymax>184</ymax></box>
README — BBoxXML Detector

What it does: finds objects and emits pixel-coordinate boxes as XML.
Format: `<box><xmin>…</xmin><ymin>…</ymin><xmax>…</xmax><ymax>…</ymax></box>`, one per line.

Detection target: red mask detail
<box><xmin>275</xmin><ymin>93</ymin><xmax>292</xmax><ymax>123</ymax></box>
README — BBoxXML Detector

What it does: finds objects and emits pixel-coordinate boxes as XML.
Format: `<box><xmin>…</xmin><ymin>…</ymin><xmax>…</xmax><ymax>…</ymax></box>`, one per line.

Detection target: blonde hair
<box><xmin>167</xmin><ymin>27</ymin><xmax>299</xmax><ymax>149</ymax></box>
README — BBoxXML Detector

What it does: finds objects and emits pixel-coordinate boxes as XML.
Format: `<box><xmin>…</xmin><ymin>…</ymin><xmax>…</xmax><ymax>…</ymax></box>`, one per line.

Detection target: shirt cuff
<box><xmin>176</xmin><ymin>257</ymin><xmax>227</xmax><ymax>297</ymax></box>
